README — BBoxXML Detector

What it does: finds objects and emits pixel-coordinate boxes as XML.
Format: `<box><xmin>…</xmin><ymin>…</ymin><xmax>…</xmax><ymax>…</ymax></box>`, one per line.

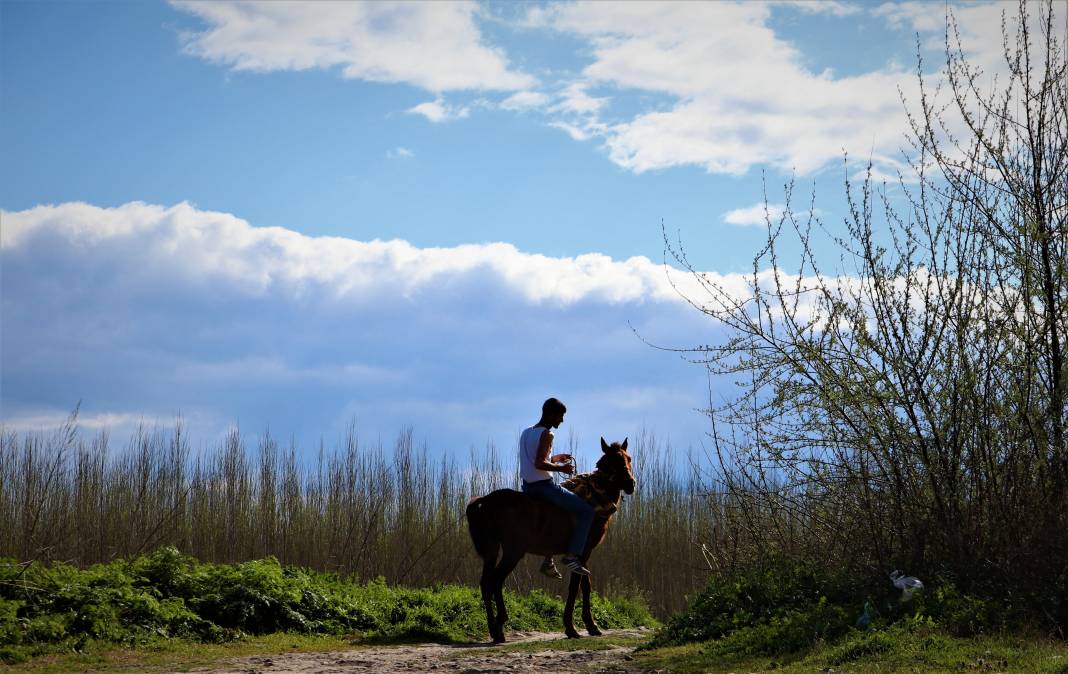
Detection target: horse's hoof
<box><xmin>565</xmin><ymin>631</ymin><xmax>582</xmax><ymax>639</ymax></box>
<box><xmin>587</xmin><ymin>627</ymin><xmax>603</xmax><ymax>636</ymax></box>
<box><xmin>492</xmin><ymin>636</ymin><xmax>506</xmax><ymax>645</ymax></box>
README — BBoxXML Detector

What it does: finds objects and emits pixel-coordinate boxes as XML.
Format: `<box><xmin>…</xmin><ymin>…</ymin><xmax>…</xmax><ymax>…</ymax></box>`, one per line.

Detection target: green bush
<box><xmin>0</xmin><ymin>547</ymin><xmax>653</xmax><ymax>663</ymax></box>
<box><xmin>646</xmin><ymin>556</ymin><xmax>1038</xmax><ymax>660</ymax></box>
<box><xmin>916</xmin><ymin>584</ymin><xmax>1002</xmax><ymax>637</ymax></box>
<box><xmin>648</xmin><ymin>559</ymin><xmax>860</xmax><ymax>651</ymax></box>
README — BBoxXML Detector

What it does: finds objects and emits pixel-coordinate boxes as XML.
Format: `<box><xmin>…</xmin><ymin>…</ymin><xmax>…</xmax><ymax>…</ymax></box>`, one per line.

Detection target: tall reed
<box><xmin>0</xmin><ymin>415</ymin><xmax>719</xmax><ymax>616</ymax></box>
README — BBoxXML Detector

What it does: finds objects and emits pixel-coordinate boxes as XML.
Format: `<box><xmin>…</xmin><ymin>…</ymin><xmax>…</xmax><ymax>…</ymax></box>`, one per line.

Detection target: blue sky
<box><xmin>1</xmin><ymin>1</ymin><xmax>1010</xmax><ymax>460</ymax></box>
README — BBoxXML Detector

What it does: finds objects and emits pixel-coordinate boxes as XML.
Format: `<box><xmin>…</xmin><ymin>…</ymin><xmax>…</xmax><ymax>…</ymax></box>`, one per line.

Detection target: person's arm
<box><xmin>534</xmin><ymin>430</ymin><xmax>574</xmax><ymax>474</ymax></box>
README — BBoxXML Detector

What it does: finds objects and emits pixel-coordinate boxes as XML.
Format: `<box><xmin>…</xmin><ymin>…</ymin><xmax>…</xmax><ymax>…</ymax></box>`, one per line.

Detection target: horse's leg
<box><xmin>580</xmin><ymin>569</ymin><xmax>602</xmax><ymax>636</ymax></box>
<box><xmin>479</xmin><ymin>546</ymin><xmax>500</xmax><ymax>643</ymax></box>
<box><xmin>563</xmin><ymin>571</ymin><xmax>582</xmax><ymax>638</ymax></box>
<box><xmin>491</xmin><ymin>549</ymin><xmax>524</xmax><ymax>644</ymax></box>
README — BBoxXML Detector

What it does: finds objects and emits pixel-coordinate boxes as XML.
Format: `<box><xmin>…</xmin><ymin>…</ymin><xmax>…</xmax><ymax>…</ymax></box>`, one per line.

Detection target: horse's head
<box><xmin>596</xmin><ymin>437</ymin><xmax>635</xmax><ymax>495</ymax></box>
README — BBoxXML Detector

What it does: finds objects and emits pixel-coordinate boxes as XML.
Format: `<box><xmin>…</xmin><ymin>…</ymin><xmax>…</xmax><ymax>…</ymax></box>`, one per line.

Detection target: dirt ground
<box><xmin>180</xmin><ymin>628</ymin><xmax>650</xmax><ymax>674</ymax></box>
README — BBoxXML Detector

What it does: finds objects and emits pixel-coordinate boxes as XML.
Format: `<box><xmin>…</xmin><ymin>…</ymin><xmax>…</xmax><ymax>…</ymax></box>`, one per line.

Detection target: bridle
<box><xmin>596</xmin><ymin>454</ymin><xmax>635</xmax><ymax>503</ymax></box>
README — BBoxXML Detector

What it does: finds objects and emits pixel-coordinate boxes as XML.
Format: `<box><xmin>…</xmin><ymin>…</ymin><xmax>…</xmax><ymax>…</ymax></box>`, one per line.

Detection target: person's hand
<box><xmin>559</xmin><ymin>461</ymin><xmax>576</xmax><ymax>475</ymax></box>
<box><xmin>551</xmin><ymin>453</ymin><xmax>573</xmax><ymax>463</ymax></box>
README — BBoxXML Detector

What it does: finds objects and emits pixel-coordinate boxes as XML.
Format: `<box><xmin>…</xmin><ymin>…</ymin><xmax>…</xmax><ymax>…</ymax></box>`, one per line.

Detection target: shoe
<box><xmin>539</xmin><ymin>559</ymin><xmax>563</xmax><ymax>580</ymax></box>
<box><xmin>561</xmin><ymin>555</ymin><xmax>591</xmax><ymax>576</ymax></box>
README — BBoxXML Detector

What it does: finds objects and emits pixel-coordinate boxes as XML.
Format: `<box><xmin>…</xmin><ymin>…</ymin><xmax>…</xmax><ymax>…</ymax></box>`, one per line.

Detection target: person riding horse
<box><xmin>518</xmin><ymin>398</ymin><xmax>594</xmax><ymax>577</ymax></box>
<box><xmin>466</xmin><ymin>398</ymin><xmax>635</xmax><ymax>643</ymax></box>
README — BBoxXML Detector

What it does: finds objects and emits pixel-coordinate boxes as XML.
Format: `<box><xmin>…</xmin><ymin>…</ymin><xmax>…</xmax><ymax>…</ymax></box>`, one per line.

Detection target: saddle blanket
<box><xmin>561</xmin><ymin>472</ymin><xmax>619</xmax><ymax>517</ymax></box>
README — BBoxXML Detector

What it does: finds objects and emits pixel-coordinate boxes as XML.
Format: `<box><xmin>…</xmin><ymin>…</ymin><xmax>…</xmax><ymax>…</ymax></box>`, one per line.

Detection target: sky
<box><xmin>0</xmin><ymin>1</ymin><xmax>1015</xmax><ymax>462</ymax></box>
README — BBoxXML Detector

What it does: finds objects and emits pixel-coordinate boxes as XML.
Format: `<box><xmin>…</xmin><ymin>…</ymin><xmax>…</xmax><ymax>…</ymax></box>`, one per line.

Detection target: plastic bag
<box><xmin>890</xmin><ymin>570</ymin><xmax>923</xmax><ymax>601</ymax></box>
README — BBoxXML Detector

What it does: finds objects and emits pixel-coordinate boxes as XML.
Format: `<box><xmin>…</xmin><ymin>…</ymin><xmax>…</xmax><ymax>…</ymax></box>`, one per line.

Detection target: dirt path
<box><xmin>180</xmin><ymin>628</ymin><xmax>649</xmax><ymax>674</ymax></box>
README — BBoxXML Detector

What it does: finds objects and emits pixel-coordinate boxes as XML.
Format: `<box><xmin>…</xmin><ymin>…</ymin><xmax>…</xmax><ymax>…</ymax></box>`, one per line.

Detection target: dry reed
<box><xmin>0</xmin><ymin>415</ymin><xmax>723</xmax><ymax>617</ymax></box>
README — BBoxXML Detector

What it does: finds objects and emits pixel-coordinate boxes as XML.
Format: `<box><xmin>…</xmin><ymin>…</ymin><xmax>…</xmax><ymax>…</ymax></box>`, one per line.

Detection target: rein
<box><xmin>561</xmin><ymin>468</ymin><xmax>630</xmax><ymax>516</ymax></box>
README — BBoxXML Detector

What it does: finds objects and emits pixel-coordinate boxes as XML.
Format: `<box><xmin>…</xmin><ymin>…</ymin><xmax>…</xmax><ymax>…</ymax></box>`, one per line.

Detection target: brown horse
<box><xmin>465</xmin><ymin>437</ymin><xmax>635</xmax><ymax>643</ymax></box>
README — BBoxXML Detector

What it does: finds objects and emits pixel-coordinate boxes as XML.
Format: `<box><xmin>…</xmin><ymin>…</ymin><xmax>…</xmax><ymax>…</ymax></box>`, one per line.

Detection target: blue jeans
<box><xmin>522</xmin><ymin>478</ymin><xmax>594</xmax><ymax>556</ymax></box>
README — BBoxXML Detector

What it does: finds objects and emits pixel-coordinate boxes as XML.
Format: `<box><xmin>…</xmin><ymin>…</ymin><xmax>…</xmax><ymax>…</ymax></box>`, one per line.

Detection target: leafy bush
<box><xmin>647</xmin><ymin>557</ymin><xmax>1035</xmax><ymax>660</ymax></box>
<box><xmin>0</xmin><ymin>547</ymin><xmax>654</xmax><ymax>663</ymax></box>
<box><xmin>915</xmin><ymin>584</ymin><xmax>1003</xmax><ymax>637</ymax></box>
<box><xmin>648</xmin><ymin>559</ymin><xmax>860</xmax><ymax>650</ymax></box>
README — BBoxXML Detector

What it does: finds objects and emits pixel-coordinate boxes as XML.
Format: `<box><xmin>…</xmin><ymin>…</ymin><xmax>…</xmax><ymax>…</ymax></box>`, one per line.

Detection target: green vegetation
<box><xmin>4</xmin><ymin>7</ymin><xmax>1067</xmax><ymax>672</ymax></box>
<box><xmin>633</xmin><ymin>626</ymin><xmax>1068</xmax><ymax>674</ymax></box>
<box><xmin>661</xmin><ymin>0</ymin><xmax>1068</xmax><ymax>640</ymax></box>
<box><xmin>0</xmin><ymin>632</ymin><xmax>354</xmax><ymax>674</ymax></box>
<box><xmin>0</xmin><ymin>418</ymin><xmax>711</xmax><ymax>618</ymax></box>
<box><xmin>635</xmin><ymin>561</ymin><xmax>1068</xmax><ymax>673</ymax></box>
<box><xmin>649</xmin><ymin>560</ymin><xmax>1036</xmax><ymax>653</ymax></box>
<box><xmin>0</xmin><ymin>547</ymin><xmax>654</xmax><ymax>665</ymax></box>
<box><xmin>648</xmin><ymin>561</ymin><xmax>859</xmax><ymax>653</ymax></box>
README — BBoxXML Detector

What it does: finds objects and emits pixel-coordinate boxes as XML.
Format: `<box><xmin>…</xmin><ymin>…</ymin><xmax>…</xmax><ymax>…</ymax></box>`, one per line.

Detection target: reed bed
<box><xmin>0</xmin><ymin>416</ymin><xmax>720</xmax><ymax>617</ymax></box>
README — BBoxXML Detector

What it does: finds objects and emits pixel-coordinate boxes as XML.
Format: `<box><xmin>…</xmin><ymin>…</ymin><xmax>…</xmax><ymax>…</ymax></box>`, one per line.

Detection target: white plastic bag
<box><xmin>890</xmin><ymin>570</ymin><xmax>924</xmax><ymax>601</ymax></box>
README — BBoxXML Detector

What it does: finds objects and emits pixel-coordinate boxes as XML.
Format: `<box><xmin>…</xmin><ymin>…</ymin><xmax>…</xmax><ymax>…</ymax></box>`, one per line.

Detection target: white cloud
<box><xmin>172</xmin><ymin>1</ymin><xmax>534</xmax><ymax>92</ymax></box>
<box><xmin>548</xmin><ymin>121</ymin><xmax>592</xmax><ymax>142</ymax></box>
<box><xmin>1</xmin><ymin>201</ymin><xmax>734</xmax><ymax>453</ymax></box>
<box><xmin>0</xmin><ymin>202</ymin><xmax>697</xmax><ymax>305</ymax></box>
<box><xmin>386</xmin><ymin>146</ymin><xmax>414</xmax><ymax>159</ymax></box>
<box><xmin>407</xmin><ymin>98</ymin><xmax>471</xmax><ymax>123</ymax></box>
<box><xmin>521</xmin><ymin>1</ymin><xmax>1040</xmax><ymax>178</ymax></box>
<box><xmin>2</xmin><ymin>201</ymin><xmax>876</xmax><ymax>453</ymax></box>
<box><xmin>525</xmin><ymin>2</ymin><xmax>917</xmax><ymax>176</ymax></box>
<box><xmin>2</xmin><ymin>202</ymin><xmax>848</xmax><ymax>314</ymax></box>
<box><xmin>500</xmin><ymin>90</ymin><xmax>550</xmax><ymax>110</ymax></box>
<box><xmin>777</xmin><ymin>0</ymin><xmax>861</xmax><ymax>17</ymax></box>
<box><xmin>723</xmin><ymin>203</ymin><xmax>786</xmax><ymax>227</ymax></box>
<box><xmin>873</xmin><ymin>1</ymin><xmax>948</xmax><ymax>32</ymax></box>
<box><xmin>1</xmin><ymin>410</ymin><xmax>147</xmax><ymax>433</ymax></box>
<box><xmin>872</xmin><ymin>2</ymin><xmax>1038</xmax><ymax>73</ymax></box>
<box><xmin>548</xmin><ymin>82</ymin><xmax>608</xmax><ymax>116</ymax></box>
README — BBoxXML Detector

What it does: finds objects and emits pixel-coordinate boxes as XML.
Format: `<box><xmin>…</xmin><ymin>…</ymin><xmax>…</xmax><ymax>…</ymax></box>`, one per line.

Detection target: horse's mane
<box><xmin>594</xmin><ymin>443</ymin><xmax>628</xmax><ymax>472</ymax></box>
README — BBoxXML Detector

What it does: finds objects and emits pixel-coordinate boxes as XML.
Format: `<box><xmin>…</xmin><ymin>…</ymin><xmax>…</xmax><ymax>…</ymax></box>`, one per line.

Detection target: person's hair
<box><xmin>542</xmin><ymin>398</ymin><xmax>566</xmax><ymax>417</ymax></box>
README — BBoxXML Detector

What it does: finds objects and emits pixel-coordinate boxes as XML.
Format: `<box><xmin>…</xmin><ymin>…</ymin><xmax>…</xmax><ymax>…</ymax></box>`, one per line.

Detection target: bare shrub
<box><xmin>0</xmin><ymin>418</ymin><xmax>716</xmax><ymax>617</ymax></box>
<box><xmin>666</xmin><ymin>0</ymin><xmax>1068</xmax><ymax>624</ymax></box>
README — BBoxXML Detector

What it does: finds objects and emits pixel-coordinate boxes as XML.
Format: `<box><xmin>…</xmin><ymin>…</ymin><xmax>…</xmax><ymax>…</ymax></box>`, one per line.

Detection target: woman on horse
<box><xmin>518</xmin><ymin>397</ymin><xmax>593</xmax><ymax>577</ymax></box>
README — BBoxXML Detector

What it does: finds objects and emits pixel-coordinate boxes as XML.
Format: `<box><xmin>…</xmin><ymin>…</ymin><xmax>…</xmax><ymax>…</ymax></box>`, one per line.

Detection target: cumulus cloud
<box><xmin>499</xmin><ymin>90</ymin><xmax>550</xmax><ymax>110</ymax></box>
<box><xmin>873</xmin><ymin>1</ymin><xmax>949</xmax><ymax>32</ymax></box>
<box><xmin>548</xmin><ymin>82</ymin><xmax>608</xmax><ymax>116</ymax></box>
<box><xmin>1</xmin><ymin>201</ymin><xmax>747</xmax><ymax>453</ymax></box>
<box><xmin>872</xmin><ymin>2</ymin><xmax>1044</xmax><ymax>74</ymax></box>
<box><xmin>548</xmin><ymin>121</ymin><xmax>593</xmax><ymax>142</ymax></box>
<box><xmin>777</xmin><ymin>0</ymin><xmax>861</xmax><ymax>17</ymax></box>
<box><xmin>521</xmin><ymin>1</ymin><xmax>1032</xmax><ymax>178</ymax></box>
<box><xmin>407</xmin><ymin>98</ymin><xmax>471</xmax><ymax>123</ymax></box>
<box><xmin>172</xmin><ymin>1</ymin><xmax>534</xmax><ymax>92</ymax></box>
<box><xmin>167</xmin><ymin>0</ymin><xmax>1040</xmax><ymax>181</ymax></box>
<box><xmin>723</xmin><ymin>203</ymin><xmax>786</xmax><ymax>227</ymax></box>
<box><xmin>0</xmin><ymin>202</ymin><xmax>727</xmax><ymax>306</ymax></box>
<box><xmin>386</xmin><ymin>146</ymin><xmax>414</xmax><ymax>159</ymax></box>
<box><xmin>528</xmin><ymin>2</ymin><xmax>916</xmax><ymax>176</ymax></box>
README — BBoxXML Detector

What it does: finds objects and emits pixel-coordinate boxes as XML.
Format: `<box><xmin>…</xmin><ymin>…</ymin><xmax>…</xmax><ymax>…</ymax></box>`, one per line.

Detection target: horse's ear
<box><xmin>600</xmin><ymin>437</ymin><xmax>610</xmax><ymax>453</ymax></box>
<box><xmin>621</xmin><ymin>437</ymin><xmax>628</xmax><ymax>451</ymax></box>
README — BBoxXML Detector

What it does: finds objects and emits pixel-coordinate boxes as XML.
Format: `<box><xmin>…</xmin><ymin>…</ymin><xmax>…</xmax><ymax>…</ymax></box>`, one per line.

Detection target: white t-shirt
<box><xmin>519</xmin><ymin>425</ymin><xmax>554</xmax><ymax>483</ymax></box>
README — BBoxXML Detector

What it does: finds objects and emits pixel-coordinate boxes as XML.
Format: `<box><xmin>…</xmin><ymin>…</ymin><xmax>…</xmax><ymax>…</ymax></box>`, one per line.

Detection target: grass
<box><xmin>7</xmin><ymin>627</ymin><xmax>1064</xmax><ymax>674</ymax></box>
<box><xmin>629</xmin><ymin>624</ymin><xmax>1068</xmax><ymax>674</ymax></box>
<box><xmin>624</xmin><ymin>560</ymin><xmax>1068</xmax><ymax>673</ymax></box>
<box><xmin>0</xmin><ymin>632</ymin><xmax>357</xmax><ymax>674</ymax></box>
<box><xmin>0</xmin><ymin>548</ymin><xmax>655</xmax><ymax>667</ymax></box>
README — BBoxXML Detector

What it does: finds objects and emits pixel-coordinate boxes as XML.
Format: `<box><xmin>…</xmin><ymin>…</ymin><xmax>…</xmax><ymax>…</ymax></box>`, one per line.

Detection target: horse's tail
<box><xmin>466</xmin><ymin>496</ymin><xmax>499</xmax><ymax>562</ymax></box>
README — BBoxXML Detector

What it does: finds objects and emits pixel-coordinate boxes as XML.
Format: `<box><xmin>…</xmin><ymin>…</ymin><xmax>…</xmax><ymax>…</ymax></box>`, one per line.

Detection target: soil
<box><xmin>179</xmin><ymin>628</ymin><xmax>649</xmax><ymax>674</ymax></box>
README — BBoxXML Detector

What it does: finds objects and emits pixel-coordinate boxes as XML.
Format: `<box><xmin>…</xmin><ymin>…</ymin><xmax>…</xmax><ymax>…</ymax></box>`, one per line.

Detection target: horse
<box><xmin>465</xmin><ymin>437</ymin><xmax>635</xmax><ymax>643</ymax></box>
